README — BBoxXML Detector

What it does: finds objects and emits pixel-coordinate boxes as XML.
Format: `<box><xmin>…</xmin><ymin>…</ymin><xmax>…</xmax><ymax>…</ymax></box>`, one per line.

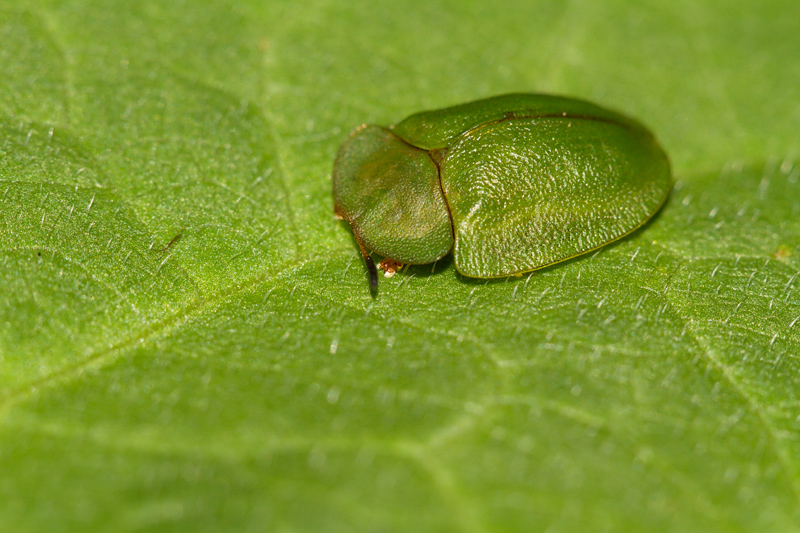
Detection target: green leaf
<box><xmin>1</xmin><ymin>0</ymin><xmax>799</xmax><ymax>531</ymax></box>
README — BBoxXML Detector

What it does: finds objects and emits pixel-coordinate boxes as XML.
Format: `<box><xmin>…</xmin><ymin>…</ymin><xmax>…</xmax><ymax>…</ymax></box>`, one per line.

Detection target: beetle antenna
<box><xmin>365</xmin><ymin>254</ymin><xmax>378</xmax><ymax>292</ymax></box>
<box><xmin>356</xmin><ymin>239</ymin><xmax>378</xmax><ymax>292</ymax></box>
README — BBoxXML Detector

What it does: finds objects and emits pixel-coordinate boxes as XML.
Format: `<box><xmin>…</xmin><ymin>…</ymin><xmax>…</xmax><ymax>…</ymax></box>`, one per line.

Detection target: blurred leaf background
<box><xmin>1</xmin><ymin>0</ymin><xmax>799</xmax><ymax>531</ymax></box>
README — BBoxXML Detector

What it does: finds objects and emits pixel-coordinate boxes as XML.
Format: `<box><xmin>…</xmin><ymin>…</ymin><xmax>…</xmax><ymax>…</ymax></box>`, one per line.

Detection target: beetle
<box><xmin>333</xmin><ymin>94</ymin><xmax>671</xmax><ymax>291</ymax></box>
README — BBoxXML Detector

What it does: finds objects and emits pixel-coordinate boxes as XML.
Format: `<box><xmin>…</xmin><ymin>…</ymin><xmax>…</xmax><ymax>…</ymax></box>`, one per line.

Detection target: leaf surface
<box><xmin>1</xmin><ymin>1</ymin><xmax>799</xmax><ymax>531</ymax></box>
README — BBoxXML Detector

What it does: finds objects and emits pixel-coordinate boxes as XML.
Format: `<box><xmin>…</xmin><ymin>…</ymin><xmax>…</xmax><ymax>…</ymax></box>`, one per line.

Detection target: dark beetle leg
<box><xmin>356</xmin><ymin>239</ymin><xmax>378</xmax><ymax>292</ymax></box>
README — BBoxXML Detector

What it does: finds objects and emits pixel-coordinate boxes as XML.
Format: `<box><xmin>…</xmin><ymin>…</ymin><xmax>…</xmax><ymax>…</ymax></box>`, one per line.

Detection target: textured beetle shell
<box><xmin>333</xmin><ymin>94</ymin><xmax>671</xmax><ymax>279</ymax></box>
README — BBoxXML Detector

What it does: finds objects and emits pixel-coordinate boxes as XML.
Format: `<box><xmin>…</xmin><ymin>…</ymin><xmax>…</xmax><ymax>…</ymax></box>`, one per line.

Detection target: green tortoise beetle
<box><xmin>333</xmin><ymin>94</ymin><xmax>671</xmax><ymax>291</ymax></box>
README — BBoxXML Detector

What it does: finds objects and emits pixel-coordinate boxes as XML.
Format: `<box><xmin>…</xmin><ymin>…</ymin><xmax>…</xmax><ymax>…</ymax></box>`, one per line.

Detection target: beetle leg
<box><xmin>355</xmin><ymin>238</ymin><xmax>378</xmax><ymax>292</ymax></box>
<box><xmin>379</xmin><ymin>258</ymin><xmax>403</xmax><ymax>278</ymax></box>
